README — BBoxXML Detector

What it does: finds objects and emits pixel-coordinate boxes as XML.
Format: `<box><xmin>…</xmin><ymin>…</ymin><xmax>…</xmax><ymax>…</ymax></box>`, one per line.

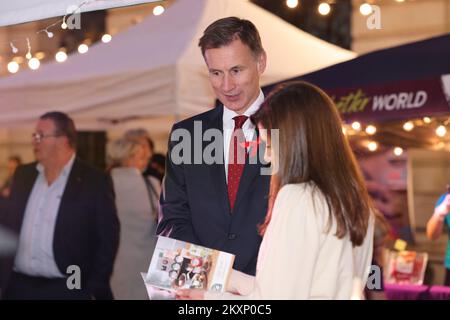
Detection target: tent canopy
<box><xmin>262</xmin><ymin>34</ymin><xmax>450</xmax><ymax>149</ymax></box>
<box><xmin>0</xmin><ymin>0</ymin><xmax>355</xmax><ymax>130</ymax></box>
<box><xmin>263</xmin><ymin>34</ymin><xmax>450</xmax><ymax>124</ymax></box>
<box><xmin>0</xmin><ymin>0</ymin><xmax>158</xmax><ymax>27</ymax></box>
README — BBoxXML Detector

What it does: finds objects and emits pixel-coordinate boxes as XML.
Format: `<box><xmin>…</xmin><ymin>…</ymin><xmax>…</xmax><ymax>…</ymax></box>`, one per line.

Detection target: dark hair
<box><xmin>252</xmin><ymin>81</ymin><xmax>373</xmax><ymax>246</ymax></box>
<box><xmin>198</xmin><ymin>17</ymin><xmax>264</xmax><ymax>58</ymax></box>
<box><xmin>151</xmin><ymin>153</ymin><xmax>166</xmax><ymax>167</ymax></box>
<box><xmin>40</xmin><ymin>111</ymin><xmax>77</xmax><ymax>148</ymax></box>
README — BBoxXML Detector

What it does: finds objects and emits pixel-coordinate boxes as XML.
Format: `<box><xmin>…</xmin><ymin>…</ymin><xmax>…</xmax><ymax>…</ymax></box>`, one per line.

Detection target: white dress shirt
<box><xmin>223</xmin><ymin>90</ymin><xmax>264</xmax><ymax>181</ymax></box>
<box><xmin>14</xmin><ymin>154</ymin><xmax>76</xmax><ymax>278</ymax></box>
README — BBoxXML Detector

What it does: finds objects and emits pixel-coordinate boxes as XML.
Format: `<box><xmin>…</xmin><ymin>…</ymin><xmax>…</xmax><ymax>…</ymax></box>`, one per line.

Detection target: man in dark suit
<box><xmin>157</xmin><ymin>17</ymin><xmax>270</xmax><ymax>276</ymax></box>
<box><xmin>0</xmin><ymin>112</ymin><xmax>120</xmax><ymax>299</ymax></box>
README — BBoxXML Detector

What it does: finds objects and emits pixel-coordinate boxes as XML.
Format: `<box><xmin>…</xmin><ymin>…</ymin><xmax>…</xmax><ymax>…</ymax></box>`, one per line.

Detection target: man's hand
<box><xmin>434</xmin><ymin>194</ymin><xmax>450</xmax><ymax>218</ymax></box>
<box><xmin>176</xmin><ymin>289</ymin><xmax>205</xmax><ymax>300</ymax></box>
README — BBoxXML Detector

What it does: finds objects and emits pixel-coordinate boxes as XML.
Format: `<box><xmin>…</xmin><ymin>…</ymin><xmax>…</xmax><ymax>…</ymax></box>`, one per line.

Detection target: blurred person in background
<box><xmin>0</xmin><ymin>112</ymin><xmax>119</xmax><ymax>300</ymax></box>
<box><xmin>107</xmin><ymin>137</ymin><xmax>160</xmax><ymax>299</ymax></box>
<box><xmin>426</xmin><ymin>188</ymin><xmax>450</xmax><ymax>286</ymax></box>
<box><xmin>123</xmin><ymin>128</ymin><xmax>161</xmax><ymax>184</ymax></box>
<box><xmin>147</xmin><ymin>153</ymin><xmax>166</xmax><ymax>183</ymax></box>
<box><xmin>0</xmin><ymin>156</ymin><xmax>22</xmax><ymax>199</ymax></box>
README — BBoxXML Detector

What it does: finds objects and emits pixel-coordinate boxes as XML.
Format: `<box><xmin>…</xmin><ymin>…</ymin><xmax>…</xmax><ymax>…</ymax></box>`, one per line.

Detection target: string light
<box><xmin>42</xmin><ymin>29</ymin><xmax>54</xmax><ymax>38</ymax></box>
<box><xmin>153</xmin><ymin>5</ymin><xmax>165</xmax><ymax>16</ymax></box>
<box><xmin>101</xmin><ymin>34</ymin><xmax>112</xmax><ymax>43</ymax></box>
<box><xmin>436</xmin><ymin>125</ymin><xmax>447</xmax><ymax>137</ymax></box>
<box><xmin>351</xmin><ymin>121</ymin><xmax>361</xmax><ymax>131</ymax></box>
<box><xmin>25</xmin><ymin>38</ymin><xmax>32</xmax><ymax>59</ymax></box>
<box><xmin>7</xmin><ymin>61</ymin><xmax>19</xmax><ymax>74</ymax></box>
<box><xmin>2</xmin><ymin>0</ymin><xmax>98</xmax><ymax>72</ymax></box>
<box><xmin>28</xmin><ymin>57</ymin><xmax>40</xmax><ymax>70</ymax></box>
<box><xmin>423</xmin><ymin>117</ymin><xmax>431</xmax><ymax>124</ymax></box>
<box><xmin>318</xmin><ymin>2</ymin><xmax>331</xmax><ymax>16</ymax></box>
<box><xmin>286</xmin><ymin>0</ymin><xmax>299</xmax><ymax>9</ymax></box>
<box><xmin>365</xmin><ymin>125</ymin><xmax>377</xmax><ymax>135</ymax></box>
<box><xmin>368</xmin><ymin>141</ymin><xmax>378</xmax><ymax>152</ymax></box>
<box><xmin>55</xmin><ymin>50</ymin><xmax>68</xmax><ymax>63</ymax></box>
<box><xmin>403</xmin><ymin>121</ymin><xmax>414</xmax><ymax>132</ymax></box>
<box><xmin>78</xmin><ymin>44</ymin><xmax>89</xmax><ymax>54</ymax></box>
<box><xmin>9</xmin><ymin>42</ymin><xmax>18</xmax><ymax>54</ymax></box>
<box><xmin>393</xmin><ymin>147</ymin><xmax>403</xmax><ymax>156</ymax></box>
<box><xmin>360</xmin><ymin>3</ymin><xmax>373</xmax><ymax>16</ymax></box>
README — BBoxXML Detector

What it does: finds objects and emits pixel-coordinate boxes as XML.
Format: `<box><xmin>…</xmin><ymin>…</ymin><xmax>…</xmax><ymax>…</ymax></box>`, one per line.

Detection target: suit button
<box><xmin>228</xmin><ymin>233</ymin><xmax>236</xmax><ymax>240</ymax></box>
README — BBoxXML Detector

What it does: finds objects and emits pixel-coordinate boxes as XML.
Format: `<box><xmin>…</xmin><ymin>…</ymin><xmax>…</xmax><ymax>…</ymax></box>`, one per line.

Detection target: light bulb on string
<box><xmin>26</xmin><ymin>38</ymin><xmax>32</xmax><ymax>60</ymax></box>
<box><xmin>436</xmin><ymin>125</ymin><xmax>447</xmax><ymax>137</ymax></box>
<box><xmin>367</xmin><ymin>141</ymin><xmax>378</xmax><ymax>152</ymax></box>
<box><xmin>102</xmin><ymin>34</ymin><xmax>112</xmax><ymax>43</ymax></box>
<box><xmin>78</xmin><ymin>44</ymin><xmax>89</xmax><ymax>54</ymax></box>
<box><xmin>423</xmin><ymin>117</ymin><xmax>431</xmax><ymax>124</ymax></box>
<box><xmin>28</xmin><ymin>57</ymin><xmax>40</xmax><ymax>70</ymax></box>
<box><xmin>7</xmin><ymin>61</ymin><xmax>19</xmax><ymax>74</ymax></box>
<box><xmin>360</xmin><ymin>3</ymin><xmax>373</xmax><ymax>16</ymax></box>
<box><xmin>55</xmin><ymin>50</ymin><xmax>68</xmax><ymax>63</ymax></box>
<box><xmin>365</xmin><ymin>125</ymin><xmax>377</xmax><ymax>135</ymax></box>
<box><xmin>351</xmin><ymin>121</ymin><xmax>361</xmax><ymax>131</ymax></box>
<box><xmin>403</xmin><ymin>121</ymin><xmax>414</xmax><ymax>132</ymax></box>
<box><xmin>153</xmin><ymin>5</ymin><xmax>165</xmax><ymax>16</ymax></box>
<box><xmin>10</xmin><ymin>42</ymin><xmax>18</xmax><ymax>54</ymax></box>
<box><xmin>286</xmin><ymin>0</ymin><xmax>299</xmax><ymax>9</ymax></box>
<box><xmin>393</xmin><ymin>147</ymin><xmax>403</xmax><ymax>157</ymax></box>
<box><xmin>318</xmin><ymin>2</ymin><xmax>331</xmax><ymax>16</ymax></box>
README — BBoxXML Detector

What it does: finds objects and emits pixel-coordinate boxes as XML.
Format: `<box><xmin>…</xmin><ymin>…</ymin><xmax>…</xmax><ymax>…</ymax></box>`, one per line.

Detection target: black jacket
<box><xmin>157</xmin><ymin>105</ymin><xmax>270</xmax><ymax>275</ymax></box>
<box><xmin>0</xmin><ymin>159</ymin><xmax>120</xmax><ymax>299</ymax></box>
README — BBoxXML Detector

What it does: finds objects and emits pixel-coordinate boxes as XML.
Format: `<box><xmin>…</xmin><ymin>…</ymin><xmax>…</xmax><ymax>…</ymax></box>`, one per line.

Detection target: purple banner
<box><xmin>326</xmin><ymin>74</ymin><xmax>450</xmax><ymax>123</ymax></box>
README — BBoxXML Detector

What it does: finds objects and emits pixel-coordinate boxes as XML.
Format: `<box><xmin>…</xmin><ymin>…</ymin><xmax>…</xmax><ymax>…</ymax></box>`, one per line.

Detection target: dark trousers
<box><xmin>445</xmin><ymin>268</ymin><xmax>450</xmax><ymax>286</ymax></box>
<box><xmin>3</xmin><ymin>272</ymin><xmax>91</xmax><ymax>300</ymax></box>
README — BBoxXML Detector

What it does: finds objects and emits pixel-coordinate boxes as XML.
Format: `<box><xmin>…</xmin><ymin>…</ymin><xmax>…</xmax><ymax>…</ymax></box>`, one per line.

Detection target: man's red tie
<box><xmin>227</xmin><ymin>115</ymin><xmax>248</xmax><ymax>212</ymax></box>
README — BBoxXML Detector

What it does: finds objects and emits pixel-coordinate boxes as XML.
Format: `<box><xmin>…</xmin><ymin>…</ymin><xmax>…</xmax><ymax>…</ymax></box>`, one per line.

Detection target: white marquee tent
<box><xmin>0</xmin><ymin>0</ymin><xmax>158</xmax><ymax>27</ymax></box>
<box><xmin>0</xmin><ymin>0</ymin><xmax>356</xmax><ymax>131</ymax></box>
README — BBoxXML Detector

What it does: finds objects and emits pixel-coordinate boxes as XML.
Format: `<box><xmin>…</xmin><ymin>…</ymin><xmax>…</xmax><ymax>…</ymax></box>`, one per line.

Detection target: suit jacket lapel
<box><xmin>54</xmin><ymin>159</ymin><xmax>84</xmax><ymax>244</ymax></box>
<box><xmin>204</xmin><ymin>105</ymin><xmax>231</xmax><ymax>216</ymax></box>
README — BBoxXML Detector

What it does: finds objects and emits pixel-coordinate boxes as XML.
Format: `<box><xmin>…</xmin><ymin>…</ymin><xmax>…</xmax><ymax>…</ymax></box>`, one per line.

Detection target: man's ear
<box><xmin>257</xmin><ymin>51</ymin><xmax>267</xmax><ymax>75</ymax></box>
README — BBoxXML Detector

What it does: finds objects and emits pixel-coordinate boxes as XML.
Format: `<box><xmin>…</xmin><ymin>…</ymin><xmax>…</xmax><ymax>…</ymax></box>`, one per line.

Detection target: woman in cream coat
<box><xmin>177</xmin><ymin>81</ymin><xmax>375</xmax><ymax>300</ymax></box>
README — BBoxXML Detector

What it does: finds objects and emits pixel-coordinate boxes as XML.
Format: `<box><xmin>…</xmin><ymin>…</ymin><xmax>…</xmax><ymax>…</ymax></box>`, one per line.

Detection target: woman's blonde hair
<box><xmin>106</xmin><ymin>138</ymin><xmax>142</xmax><ymax>168</ymax></box>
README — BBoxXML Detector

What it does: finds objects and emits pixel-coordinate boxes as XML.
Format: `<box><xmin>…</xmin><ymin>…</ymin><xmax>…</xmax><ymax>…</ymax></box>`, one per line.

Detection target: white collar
<box><xmin>37</xmin><ymin>153</ymin><xmax>76</xmax><ymax>178</ymax></box>
<box><xmin>223</xmin><ymin>90</ymin><xmax>264</xmax><ymax>125</ymax></box>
